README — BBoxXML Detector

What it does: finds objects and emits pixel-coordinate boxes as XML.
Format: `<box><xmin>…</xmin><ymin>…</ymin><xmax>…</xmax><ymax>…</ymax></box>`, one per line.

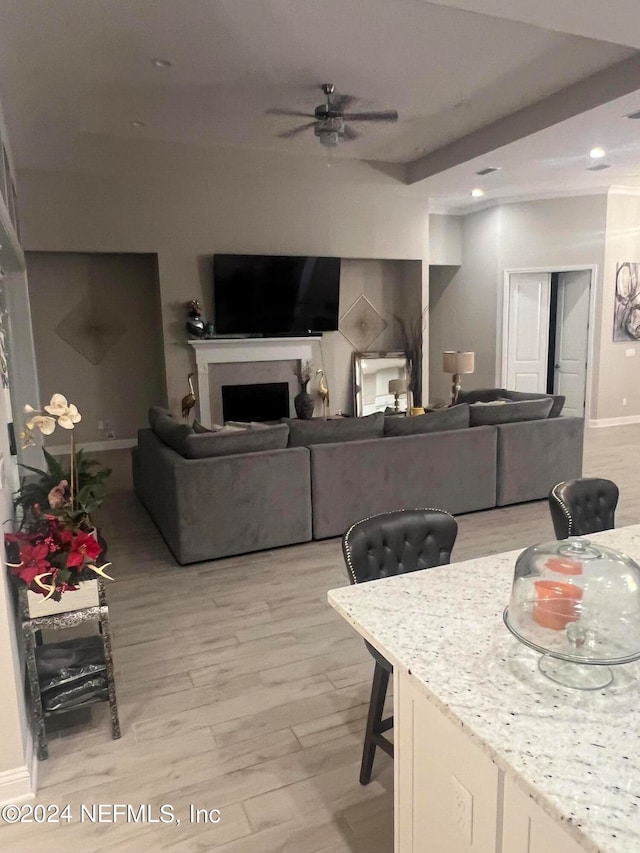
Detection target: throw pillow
<box><xmin>181</xmin><ymin>423</ymin><xmax>290</xmax><ymax>459</ymax></box>
<box><xmin>384</xmin><ymin>404</ymin><xmax>470</xmax><ymax>436</ymax></box>
<box><xmin>285</xmin><ymin>412</ymin><xmax>384</xmax><ymax>447</ymax></box>
<box><xmin>193</xmin><ymin>420</ymin><xmax>245</xmax><ymax>433</ymax></box>
<box><xmin>469</xmin><ymin>398</ymin><xmax>553</xmax><ymax>426</ymax></box>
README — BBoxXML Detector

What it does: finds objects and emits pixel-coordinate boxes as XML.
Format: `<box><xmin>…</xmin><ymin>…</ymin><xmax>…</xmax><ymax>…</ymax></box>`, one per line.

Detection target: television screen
<box><xmin>213</xmin><ymin>254</ymin><xmax>340</xmax><ymax>336</ymax></box>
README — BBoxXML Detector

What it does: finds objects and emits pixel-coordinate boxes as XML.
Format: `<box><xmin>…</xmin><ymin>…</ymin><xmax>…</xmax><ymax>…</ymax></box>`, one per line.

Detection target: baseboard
<box><xmin>0</xmin><ymin>729</ymin><xmax>36</xmax><ymax>805</ymax></box>
<box><xmin>47</xmin><ymin>438</ymin><xmax>137</xmax><ymax>454</ymax></box>
<box><xmin>588</xmin><ymin>415</ymin><xmax>640</xmax><ymax>428</ymax></box>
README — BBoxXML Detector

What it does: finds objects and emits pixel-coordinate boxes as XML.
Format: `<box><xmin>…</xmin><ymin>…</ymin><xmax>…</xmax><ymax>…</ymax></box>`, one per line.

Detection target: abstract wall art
<box><xmin>614</xmin><ymin>262</ymin><xmax>640</xmax><ymax>342</ymax></box>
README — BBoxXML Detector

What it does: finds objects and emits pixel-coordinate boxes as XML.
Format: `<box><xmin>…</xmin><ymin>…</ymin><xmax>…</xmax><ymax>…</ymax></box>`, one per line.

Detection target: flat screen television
<box><xmin>213</xmin><ymin>254</ymin><xmax>341</xmax><ymax>336</ymax></box>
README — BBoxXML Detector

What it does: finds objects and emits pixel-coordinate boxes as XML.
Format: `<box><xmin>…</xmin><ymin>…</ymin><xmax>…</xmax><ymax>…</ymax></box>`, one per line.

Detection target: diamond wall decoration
<box><xmin>339</xmin><ymin>294</ymin><xmax>388</xmax><ymax>351</ymax></box>
<box><xmin>55</xmin><ymin>292</ymin><xmax>126</xmax><ymax>365</ymax></box>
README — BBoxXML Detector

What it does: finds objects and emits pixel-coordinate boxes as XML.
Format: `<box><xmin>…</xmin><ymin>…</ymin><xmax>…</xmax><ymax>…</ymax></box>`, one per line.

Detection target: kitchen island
<box><xmin>328</xmin><ymin>525</ymin><xmax>640</xmax><ymax>853</ymax></box>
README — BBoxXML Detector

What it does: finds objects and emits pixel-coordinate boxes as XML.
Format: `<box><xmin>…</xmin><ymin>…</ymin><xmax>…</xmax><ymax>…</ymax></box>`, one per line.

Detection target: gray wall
<box><xmin>429</xmin><ymin>195</ymin><xmax>612</xmax><ymax>417</ymax></box>
<box><xmin>599</xmin><ymin>192</ymin><xmax>640</xmax><ymax>420</ymax></box>
<box><xmin>429</xmin><ymin>206</ymin><xmax>500</xmax><ymax>404</ymax></box>
<box><xmin>26</xmin><ymin>251</ymin><xmax>166</xmax><ymax>443</ymax></box>
<box><xmin>18</xmin><ymin>139</ymin><xmax>430</xmax><ymax>418</ymax></box>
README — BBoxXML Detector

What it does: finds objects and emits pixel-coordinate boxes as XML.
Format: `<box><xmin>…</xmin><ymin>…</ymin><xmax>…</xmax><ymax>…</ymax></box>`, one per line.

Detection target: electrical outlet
<box><xmin>104</xmin><ymin>419</ymin><xmax>111</xmax><ymax>430</ymax></box>
<box><xmin>452</xmin><ymin>775</ymin><xmax>473</xmax><ymax>844</ymax></box>
<box><xmin>97</xmin><ymin>419</ymin><xmax>104</xmax><ymax>431</ymax></box>
<box><xmin>622</xmin><ymin>398</ymin><xmax>627</xmax><ymax>407</ymax></box>
<box><xmin>106</xmin><ymin>430</ymin><xmax>116</xmax><ymax>440</ymax></box>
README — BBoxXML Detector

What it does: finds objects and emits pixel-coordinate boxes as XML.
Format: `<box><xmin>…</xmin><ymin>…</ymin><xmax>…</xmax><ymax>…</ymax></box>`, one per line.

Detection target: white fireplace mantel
<box><xmin>189</xmin><ymin>337</ymin><xmax>320</xmax><ymax>427</ymax></box>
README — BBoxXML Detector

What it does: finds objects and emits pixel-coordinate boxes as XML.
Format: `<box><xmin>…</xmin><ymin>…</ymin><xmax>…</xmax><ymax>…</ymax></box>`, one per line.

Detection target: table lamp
<box><xmin>443</xmin><ymin>351</ymin><xmax>475</xmax><ymax>405</ymax></box>
<box><xmin>388</xmin><ymin>378</ymin><xmax>407</xmax><ymax>413</ymax></box>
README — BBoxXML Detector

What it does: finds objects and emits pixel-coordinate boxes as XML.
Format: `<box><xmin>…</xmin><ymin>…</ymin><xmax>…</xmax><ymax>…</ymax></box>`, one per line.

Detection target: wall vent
<box><xmin>586</xmin><ymin>163</ymin><xmax>611</xmax><ymax>171</ymax></box>
<box><xmin>475</xmin><ymin>167</ymin><xmax>500</xmax><ymax>176</ymax></box>
<box><xmin>625</xmin><ymin>110</ymin><xmax>640</xmax><ymax>120</ymax></box>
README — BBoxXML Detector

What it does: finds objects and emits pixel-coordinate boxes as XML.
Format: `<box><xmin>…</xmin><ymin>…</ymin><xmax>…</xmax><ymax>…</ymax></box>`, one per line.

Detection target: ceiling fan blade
<box><xmin>331</xmin><ymin>93</ymin><xmax>358</xmax><ymax>113</ymax></box>
<box><xmin>277</xmin><ymin>122</ymin><xmax>316</xmax><ymax>139</ymax></box>
<box><xmin>266</xmin><ymin>109</ymin><xmax>316</xmax><ymax>119</ymax></box>
<box><xmin>343</xmin><ymin>125</ymin><xmax>360</xmax><ymax>141</ymax></box>
<box><xmin>342</xmin><ymin>111</ymin><xmax>399</xmax><ymax>122</ymax></box>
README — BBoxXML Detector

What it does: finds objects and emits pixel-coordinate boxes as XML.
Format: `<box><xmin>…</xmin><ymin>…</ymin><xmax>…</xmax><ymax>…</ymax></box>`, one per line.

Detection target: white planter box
<box><xmin>26</xmin><ymin>578</ymin><xmax>99</xmax><ymax>618</ymax></box>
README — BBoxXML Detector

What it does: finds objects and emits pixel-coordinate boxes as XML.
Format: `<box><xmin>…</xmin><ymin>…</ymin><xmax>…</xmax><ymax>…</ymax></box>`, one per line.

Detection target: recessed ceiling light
<box><xmin>131</xmin><ymin>120</ymin><xmax>146</xmax><ymax>128</ymax></box>
<box><xmin>152</xmin><ymin>58</ymin><xmax>172</xmax><ymax>68</ymax></box>
<box><xmin>589</xmin><ymin>146</ymin><xmax>606</xmax><ymax>159</ymax></box>
<box><xmin>475</xmin><ymin>167</ymin><xmax>500</xmax><ymax>176</ymax></box>
<box><xmin>471</xmin><ymin>188</ymin><xmax>484</xmax><ymax>198</ymax></box>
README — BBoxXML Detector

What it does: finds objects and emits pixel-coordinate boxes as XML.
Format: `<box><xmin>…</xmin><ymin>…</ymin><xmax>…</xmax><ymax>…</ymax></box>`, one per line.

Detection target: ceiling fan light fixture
<box><xmin>315</xmin><ymin>116</ymin><xmax>344</xmax><ymax>147</ymax></box>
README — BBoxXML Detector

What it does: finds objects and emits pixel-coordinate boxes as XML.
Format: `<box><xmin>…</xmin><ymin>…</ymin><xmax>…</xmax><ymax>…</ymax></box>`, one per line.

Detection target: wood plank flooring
<box><xmin>1</xmin><ymin>425</ymin><xmax>638</xmax><ymax>852</ymax></box>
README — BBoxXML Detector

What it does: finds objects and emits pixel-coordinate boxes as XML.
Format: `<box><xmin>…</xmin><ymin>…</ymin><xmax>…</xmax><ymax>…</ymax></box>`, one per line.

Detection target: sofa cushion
<box><xmin>457</xmin><ymin>388</ymin><xmax>508</xmax><ymax>405</ymax></box>
<box><xmin>285</xmin><ymin>412</ymin><xmax>384</xmax><ymax>447</ymax></box>
<box><xmin>384</xmin><ymin>404</ymin><xmax>470</xmax><ymax>436</ymax></box>
<box><xmin>501</xmin><ymin>389</ymin><xmax>565</xmax><ymax>418</ymax></box>
<box><xmin>469</xmin><ymin>398</ymin><xmax>553</xmax><ymax>426</ymax></box>
<box><xmin>457</xmin><ymin>387</ymin><xmax>564</xmax><ymax>418</ymax></box>
<box><xmin>181</xmin><ymin>423</ymin><xmax>289</xmax><ymax>459</ymax></box>
<box><xmin>148</xmin><ymin>405</ymin><xmax>173</xmax><ymax>429</ymax></box>
<box><xmin>152</xmin><ymin>412</ymin><xmax>193</xmax><ymax>454</ymax></box>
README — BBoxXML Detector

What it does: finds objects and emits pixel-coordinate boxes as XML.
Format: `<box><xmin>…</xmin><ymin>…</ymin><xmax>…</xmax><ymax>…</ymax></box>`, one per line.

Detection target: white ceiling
<box><xmin>0</xmin><ymin>0</ymin><xmax>640</xmax><ymax>210</ymax></box>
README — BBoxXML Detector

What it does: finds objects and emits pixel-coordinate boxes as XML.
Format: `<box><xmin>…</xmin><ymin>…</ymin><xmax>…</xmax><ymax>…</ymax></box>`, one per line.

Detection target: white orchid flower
<box><xmin>25</xmin><ymin>414</ymin><xmax>56</xmax><ymax>435</ymax></box>
<box><xmin>44</xmin><ymin>394</ymin><xmax>82</xmax><ymax>429</ymax></box>
<box><xmin>57</xmin><ymin>403</ymin><xmax>81</xmax><ymax>429</ymax></box>
<box><xmin>44</xmin><ymin>393</ymin><xmax>71</xmax><ymax>416</ymax></box>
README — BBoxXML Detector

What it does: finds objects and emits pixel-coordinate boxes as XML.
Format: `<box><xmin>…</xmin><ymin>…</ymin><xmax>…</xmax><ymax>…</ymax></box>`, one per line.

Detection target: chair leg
<box><xmin>360</xmin><ymin>661</ymin><xmax>391</xmax><ymax>785</ymax></box>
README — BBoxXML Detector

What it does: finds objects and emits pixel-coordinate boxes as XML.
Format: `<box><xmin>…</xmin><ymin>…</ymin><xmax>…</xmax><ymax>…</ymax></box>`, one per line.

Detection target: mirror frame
<box><xmin>353</xmin><ymin>351</ymin><xmax>410</xmax><ymax>417</ymax></box>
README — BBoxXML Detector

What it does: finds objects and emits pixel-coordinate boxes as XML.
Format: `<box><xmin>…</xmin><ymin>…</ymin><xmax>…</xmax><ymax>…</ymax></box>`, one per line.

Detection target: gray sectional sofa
<box><xmin>132</xmin><ymin>397</ymin><xmax>584</xmax><ymax>564</ymax></box>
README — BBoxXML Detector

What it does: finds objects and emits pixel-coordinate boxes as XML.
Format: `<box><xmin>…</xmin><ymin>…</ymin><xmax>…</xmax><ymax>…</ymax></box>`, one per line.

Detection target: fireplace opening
<box><xmin>222</xmin><ymin>382</ymin><xmax>290</xmax><ymax>422</ymax></box>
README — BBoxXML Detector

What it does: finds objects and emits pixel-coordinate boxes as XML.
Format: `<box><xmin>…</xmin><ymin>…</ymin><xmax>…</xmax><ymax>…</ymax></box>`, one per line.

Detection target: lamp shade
<box><xmin>443</xmin><ymin>351</ymin><xmax>475</xmax><ymax>374</ymax></box>
<box><xmin>388</xmin><ymin>378</ymin><xmax>407</xmax><ymax>395</ymax></box>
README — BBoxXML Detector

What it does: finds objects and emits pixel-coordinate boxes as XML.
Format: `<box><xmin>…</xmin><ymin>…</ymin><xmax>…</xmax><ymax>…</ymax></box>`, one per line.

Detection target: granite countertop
<box><xmin>328</xmin><ymin>525</ymin><xmax>640</xmax><ymax>853</ymax></box>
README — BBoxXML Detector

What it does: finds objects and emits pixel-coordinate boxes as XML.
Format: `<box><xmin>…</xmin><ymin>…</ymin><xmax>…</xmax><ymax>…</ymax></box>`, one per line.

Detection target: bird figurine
<box><xmin>316</xmin><ymin>369</ymin><xmax>329</xmax><ymax>416</ymax></box>
<box><xmin>181</xmin><ymin>373</ymin><xmax>197</xmax><ymax>420</ymax></box>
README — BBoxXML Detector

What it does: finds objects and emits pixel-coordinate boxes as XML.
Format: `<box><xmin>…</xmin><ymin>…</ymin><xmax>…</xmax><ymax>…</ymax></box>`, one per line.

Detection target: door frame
<box><xmin>499</xmin><ymin>265</ymin><xmax>597</xmax><ymax>421</ymax></box>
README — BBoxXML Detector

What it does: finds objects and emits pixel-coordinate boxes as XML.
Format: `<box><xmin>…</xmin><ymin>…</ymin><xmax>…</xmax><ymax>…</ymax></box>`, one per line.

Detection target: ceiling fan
<box><xmin>266</xmin><ymin>83</ymin><xmax>398</xmax><ymax>148</ymax></box>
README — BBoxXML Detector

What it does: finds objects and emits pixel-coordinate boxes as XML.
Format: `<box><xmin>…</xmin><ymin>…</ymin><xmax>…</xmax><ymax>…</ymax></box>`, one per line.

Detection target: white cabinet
<box><xmin>503</xmin><ymin>775</ymin><xmax>585</xmax><ymax>853</ymax></box>
<box><xmin>394</xmin><ymin>669</ymin><xmax>587</xmax><ymax>853</ymax></box>
<box><xmin>395</xmin><ymin>669</ymin><xmax>500</xmax><ymax>852</ymax></box>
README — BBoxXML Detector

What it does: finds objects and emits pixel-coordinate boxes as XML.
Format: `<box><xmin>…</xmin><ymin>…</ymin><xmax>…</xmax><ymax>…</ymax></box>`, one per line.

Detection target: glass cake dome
<box><xmin>504</xmin><ymin>537</ymin><xmax>640</xmax><ymax>689</ymax></box>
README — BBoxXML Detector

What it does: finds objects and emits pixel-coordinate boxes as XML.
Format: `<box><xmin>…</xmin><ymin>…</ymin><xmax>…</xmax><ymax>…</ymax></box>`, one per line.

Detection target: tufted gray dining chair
<box><xmin>342</xmin><ymin>508</ymin><xmax>458</xmax><ymax>784</ymax></box>
<box><xmin>548</xmin><ymin>478</ymin><xmax>619</xmax><ymax>540</ymax></box>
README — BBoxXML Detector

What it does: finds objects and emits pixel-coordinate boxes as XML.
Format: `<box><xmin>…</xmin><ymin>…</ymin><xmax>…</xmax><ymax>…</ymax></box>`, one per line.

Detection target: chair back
<box><xmin>342</xmin><ymin>509</ymin><xmax>458</xmax><ymax>585</ymax></box>
<box><xmin>548</xmin><ymin>478</ymin><xmax>619</xmax><ymax>539</ymax></box>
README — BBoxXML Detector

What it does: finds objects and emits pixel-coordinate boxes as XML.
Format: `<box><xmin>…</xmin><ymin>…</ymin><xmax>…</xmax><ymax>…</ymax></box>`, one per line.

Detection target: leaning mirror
<box><xmin>353</xmin><ymin>352</ymin><xmax>410</xmax><ymax>417</ymax></box>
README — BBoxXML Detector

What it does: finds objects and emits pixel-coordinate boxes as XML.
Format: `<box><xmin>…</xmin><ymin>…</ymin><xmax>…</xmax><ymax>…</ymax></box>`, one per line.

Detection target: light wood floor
<box><xmin>2</xmin><ymin>425</ymin><xmax>639</xmax><ymax>852</ymax></box>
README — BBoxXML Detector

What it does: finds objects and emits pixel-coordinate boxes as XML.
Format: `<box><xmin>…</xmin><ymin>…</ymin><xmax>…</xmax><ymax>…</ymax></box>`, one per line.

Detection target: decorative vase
<box><xmin>294</xmin><ymin>381</ymin><xmax>314</xmax><ymax>420</ymax></box>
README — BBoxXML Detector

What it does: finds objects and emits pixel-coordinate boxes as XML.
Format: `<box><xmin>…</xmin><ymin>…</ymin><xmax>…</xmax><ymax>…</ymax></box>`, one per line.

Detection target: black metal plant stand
<box><xmin>19</xmin><ymin>580</ymin><xmax>121</xmax><ymax>760</ymax></box>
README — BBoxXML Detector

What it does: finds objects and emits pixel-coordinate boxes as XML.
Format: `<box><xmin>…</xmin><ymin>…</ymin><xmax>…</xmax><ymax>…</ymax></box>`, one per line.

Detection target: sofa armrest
<box><xmin>133</xmin><ymin>429</ymin><xmax>312</xmax><ymax>563</ymax></box>
<box><xmin>495</xmin><ymin>416</ymin><xmax>584</xmax><ymax>506</ymax></box>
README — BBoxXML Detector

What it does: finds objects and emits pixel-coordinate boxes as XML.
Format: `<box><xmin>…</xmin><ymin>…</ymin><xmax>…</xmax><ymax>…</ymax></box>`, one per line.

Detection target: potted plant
<box><xmin>5</xmin><ymin>394</ymin><xmax>113</xmax><ymax>610</ymax></box>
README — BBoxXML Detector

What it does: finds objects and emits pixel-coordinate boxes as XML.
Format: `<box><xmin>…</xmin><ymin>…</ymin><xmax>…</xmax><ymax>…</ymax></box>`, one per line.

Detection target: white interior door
<box><xmin>506</xmin><ymin>273</ymin><xmax>551</xmax><ymax>392</ymax></box>
<box><xmin>554</xmin><ymin>270</ymin><xmax>590</xmax><ymax>416</ymax></box>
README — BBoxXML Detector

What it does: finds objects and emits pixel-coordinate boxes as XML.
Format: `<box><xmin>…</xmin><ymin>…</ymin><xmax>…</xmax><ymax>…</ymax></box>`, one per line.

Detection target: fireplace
<box><xmin>222</xmin><ymin>382</ymin><xmax>290</xmax><ymax>422</ymax></box>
